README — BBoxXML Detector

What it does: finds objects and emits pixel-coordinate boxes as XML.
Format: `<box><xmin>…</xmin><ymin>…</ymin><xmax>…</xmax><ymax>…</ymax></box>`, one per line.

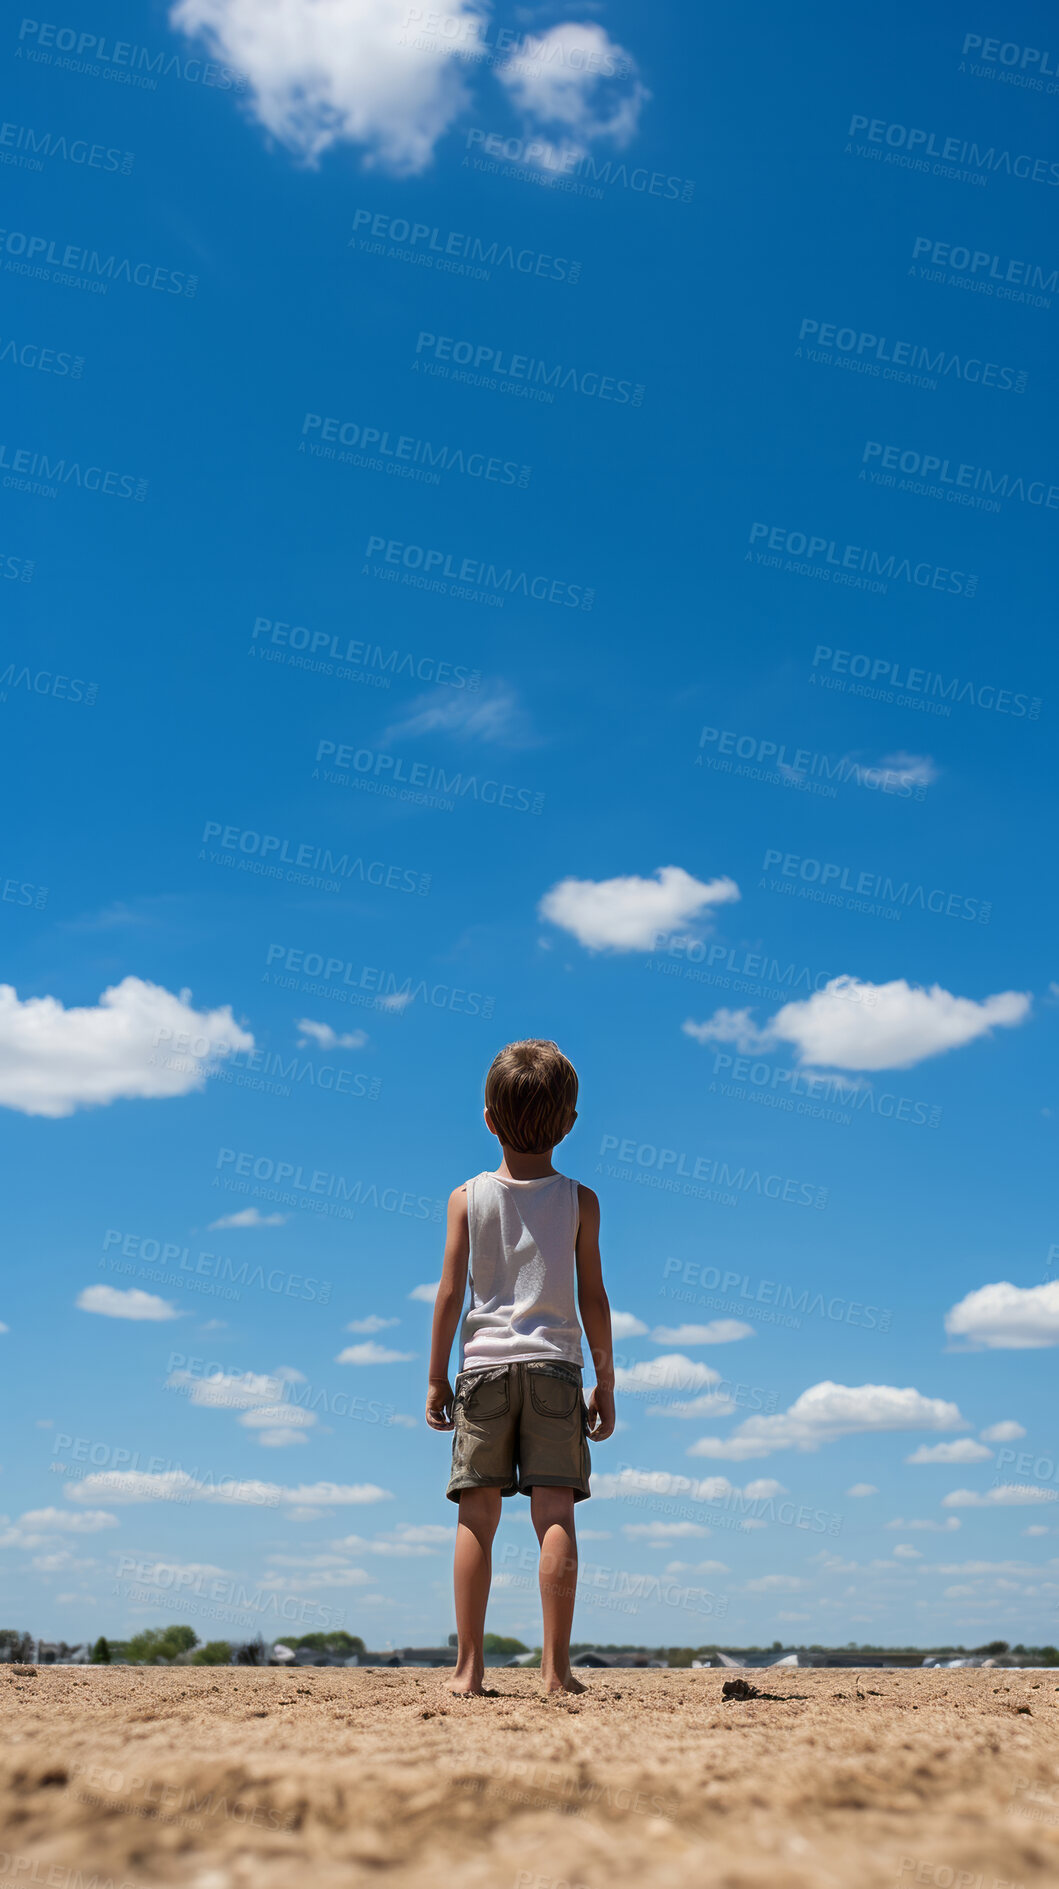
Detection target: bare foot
<box><xmin>450</xmin><ymin>1664</ymin><xmax>487</xmax><ymax>1696</ymax></box>
<box><xmin>541</xmin><ymin>1669</ymin><xmax>586</xmax><ymax>1695</ymax></box>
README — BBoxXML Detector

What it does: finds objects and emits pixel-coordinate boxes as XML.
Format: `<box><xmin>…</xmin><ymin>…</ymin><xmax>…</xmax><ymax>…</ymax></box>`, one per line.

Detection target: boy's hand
<box><xmin>585</xmin><ymin>1384</ymin><xmax>615</xmax><ymax>1441</ymax></box>
<box><xmin>425</xmin><ymin>1379</ymin><xmax>455</xmax><ymax>1430</ymax></box>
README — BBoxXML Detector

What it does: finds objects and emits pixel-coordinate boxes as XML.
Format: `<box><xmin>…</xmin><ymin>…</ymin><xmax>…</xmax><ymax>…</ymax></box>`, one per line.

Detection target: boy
<box><xmin>426</xmin><ymin>1039</ymin><xmax>615</xmax><ymax>1695</ymax></box>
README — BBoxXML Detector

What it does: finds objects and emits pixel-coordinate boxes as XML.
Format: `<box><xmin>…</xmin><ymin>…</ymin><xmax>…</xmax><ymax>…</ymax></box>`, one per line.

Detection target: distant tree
<box><xmin>0</xmin><ymin>1631</ymin><xmax>35</xmax><ymax>1663</ymax></box>
<box><xmin>191</xmin><ymin>1642</ymin><xmax>233</xmax><ymax>1665</ymax></box>
<box><xmin>973</xmin><ymin>1640</ymin><xmax>1010</xmax><ymax>1656</ymax></box>
<box><xmin>482</xmin><ymin>1635</ymin><xmax>528</xmax><ymax>1656</ymax></box>
<box><xmin>232</xmin><ymin>1635</ymin><xmax>267</xmax><ymax>1666</ymax></box>
<box><xmin>90</xmin><ymin>1637</ymin><xmax>111</xmax><ymax>1665</ymax></box>
<box><xmin>125</xmin><ymin>1625</ymin><xmax>201</xmax><ymax>1664</ymax></box>
<box><xmin>292</xmin><ymin>1631</ymin><xmax>365</xmax><ymax>1657</ymax></box>
<box><xmin>448</xmin><ymin>1633</ymin><xmax>458</xmax><ymax>1647</ymax></box>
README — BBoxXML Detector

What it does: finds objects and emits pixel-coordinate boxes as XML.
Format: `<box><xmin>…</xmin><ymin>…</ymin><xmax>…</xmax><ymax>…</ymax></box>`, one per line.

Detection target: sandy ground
<box><xmin>2</xmin><ymin>1666</ymin><xmax>1059</xmax><ymax>1889</ymax></box>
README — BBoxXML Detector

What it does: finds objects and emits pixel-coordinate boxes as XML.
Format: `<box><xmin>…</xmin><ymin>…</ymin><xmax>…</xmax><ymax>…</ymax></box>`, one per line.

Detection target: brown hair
<box><xmin>484</xmin><ymin>1040</ymin><xmax>579</xmax><ymax>1154</ymax></box>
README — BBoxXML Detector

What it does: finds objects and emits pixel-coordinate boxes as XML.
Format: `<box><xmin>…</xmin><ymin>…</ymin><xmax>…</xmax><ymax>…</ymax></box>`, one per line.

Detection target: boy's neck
<box><xmin>494</xmin><ymin>1146</ymin><xmax>559</xmax><ymax>1181</ymax></box>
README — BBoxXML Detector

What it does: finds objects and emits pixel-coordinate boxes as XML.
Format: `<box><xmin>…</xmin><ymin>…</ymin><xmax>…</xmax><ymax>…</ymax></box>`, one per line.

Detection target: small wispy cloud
<box><xmin>208</xmin><ymin>1208</ymin><xmax>287</xmax><ymax>1229</ymax></box>
<box><xmin>380</xmin><ymin>681</ymin><xmax>534</xmax><ymax>748</ymax></box>
<box><xmin>295</xmin><ymin>1019</ymin><xmax>369</xmax><ymax>1050</ymax></box>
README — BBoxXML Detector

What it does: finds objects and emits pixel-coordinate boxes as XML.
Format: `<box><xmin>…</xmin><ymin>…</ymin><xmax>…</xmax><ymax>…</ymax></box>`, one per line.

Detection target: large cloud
<box><xmin>169</xmin><ymin>0</ymin><xmax>483</xmax><ymax>170</ymax></box>
<box><xmin>683</xmin><ymin>978</ymin><xmax>1030</xmax><ymax>1072</ymax></box>
<box><xmin>539</xmin><ymin>866</ymin><xmax>739</xmax><ymax>952</ymax></box>
<box><xmin>0</xmin><ymin>978</ymin><xmax>252</xmax><ymax>1117</ymax></box>
<box><xmin>945</xmin><ymin>1281</ymin><xmax>1059</xmax><ymax>1349</ymax></box>
<box><xmin>687</xmin><ymin>1381</ymin><xmax>967</xmax><ymax>1461</ymax></box>
<box><xmin>497</xmin><ymin>23</ymin><xmax>647</xmax><ymax>146</ymax></box>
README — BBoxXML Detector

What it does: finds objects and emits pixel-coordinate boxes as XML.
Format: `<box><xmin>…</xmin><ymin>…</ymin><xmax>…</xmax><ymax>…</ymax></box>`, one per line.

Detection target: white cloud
<box><xmin>981</xmin><ymin>1421</ymin><xmax>1026</xmax><ymax>1442</ymax></box>
<box><xmin>359</xmin><ymin>1522</ymin><xmax>453</xmax><ymax>1547</ymax></box>
<box><xmin>745</xmin><ymin>1574</ymin><xmax>803</xmax><ymax>1592</ymax></box>
<box><xmin>66</xmin><ymin>1472</ymin><xmax>393</xmax><ymax>1506</ymax></box>
<box><xmin>687</xmin><ymin>1381</ymin><xmax>967</xmax><ymax>1460</ymax></box>
<box><xmin>168</xmin><ymin>1368</ymin><xmax>294</xmax><ymax>1410</ymax></box>
<box><xmin>260</xmin><ymin>1567</ymin><xmax>373</xmax><ymax>1591</ymax></box>
<box><xmin>613</xmin><ymin>1354</ymin><xmax>721</xmax><ymax>1395</ymax></box>
<box><xmin>0</xmin><ymin>1507</ymin><xmax>118</xmax><ymax>1548</ymax></box>
<box><xmin>31</xmin><ymin>1550</ymin><xmax>96</xmax><ymax>1573</ymax></box>
<box><xmin>76</xmin><ymin>1285</ymin><xmax>182</xmax><ymax>1322</ymax></box>
<box><xmin>906</xmin><ymin>1440</ymin><xmax>994</xmax><ymax>1465</ymax></box>
<box><xmin>879</xmin><ymin>751</ymin><xmax>940</xmax><ymax>789</ymax></box>
<box><xmin>408</xmin><ymin>1281</ymin><xmax>439</xmax><ymax>1303</ymax></box>
<box><xmin>0</xmin><ymin>1322</ymin><xmax>8</xmax><ymax>1334</ymax></box>
<box><xmin>1024</xmin><ymin>1526</ymin><xmax>1050</xmax><ymax>1537</ymax></box>
<box><xmin>665</xmin><ymin>1559</ymin><xmax>728</xmax><ymax>1574</ymax></box>
<box><xmin>592</xmin><ymin>1467</ymin><xmax>784</xmax><ymax>1511</ymax></box>
<box><xmin>538</xmin><ymin>866</ymin><xmax>739</xmax><ymax>952</ymax></box>
<box><xmin>381</xmin><ymin>681</ymin><xmax>532</xmax><ymax>747</ymax></box>
<box><xmin>295</xmin><ymin>1019</ymin><xmax>369</xmax><ymax>1050</ymax></box>
<box><xmin>239</xmin><ymin>1404</ymin><xmax>316</xmax><ymax>1436</ymax></box>
<box><xmin>0</xmin><ymin>977</ymin><xmax>253</xmax><ymax>1117</ymax></box>
<box><xmin>609</xmin><ymin>1311</ymin><xmax>649</xmax><ymax>1339</ymax></box>
<box><xmin>346</xmin><ymin>1315</ymin><xmax>400</xmax><ymax>1334</ymax></box>
<box><xmin>208</xmin><ymin>1208</ymin><xmax>287</xmax><ymax>1229</ymax></box>
<box><xmin>646</xmin><ymin>1392</ymin><xmax>737</xmax><ymax>1421</ymax></box>
<box><xmin>169</xmin><ymin>0</ymin><xmax>482</xmax><ymax>171</ymax></box>
<box><xmin>846</xmin><ymin>1483</ymin><xmax>878</xmax><ymax>1498</ymax></box>
<box><xmin>497</xmin><ymin>23</ymin><xmax>647</xmax><ymax>146</ymax></box>
<box><xmin>942</xmin><ymin>1485</ymin><xmax>1059</xmax><ymax>1508</ymax></box>
<box><xmin>650</xmin><ymin>1321</ymin><xmax>754</xmax><ymax>1345</ymax></box>
<box><xmin>945</xmin><ymin>1281</ymin><xmax>1059</xmax><ymax>1349</ymax></box>
<box><xmin>682</xmin><ymin>978</ymin><xmax>1030</xmax><ymax>1072</ymax></box>
<box><xmin>884</xmin><ymin>1517</ymin><xmax>961</xmax><ymax>1532</ymax></box>
<box><xmin>892</xmin><ymin>1544</ymin><xmax>923</xmax><ymax>1559</ymax></box>
<box><xmin>621</xmin><ymin>1521</ymin><xmax>709</xmax><ymax>1540</ymax></box>
<box><xmin>336</xmin><ymin>1341</ymin><xmax>415</xmax><ymax>1365</ymax></box>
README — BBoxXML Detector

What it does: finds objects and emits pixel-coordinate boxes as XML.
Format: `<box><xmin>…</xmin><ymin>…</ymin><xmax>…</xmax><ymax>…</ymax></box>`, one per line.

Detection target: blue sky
<box><xmin>2</xmin><ymin>0</ymin><xmax>1058</xmax><ymax>1654</ymax></box>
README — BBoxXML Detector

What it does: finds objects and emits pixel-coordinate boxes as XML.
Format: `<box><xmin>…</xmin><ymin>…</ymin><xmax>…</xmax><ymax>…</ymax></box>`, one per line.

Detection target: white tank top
<box><xmin>459</xmin><ymin>1171</ymin><xmax>584</xmax><ymax>1371</ymax></box>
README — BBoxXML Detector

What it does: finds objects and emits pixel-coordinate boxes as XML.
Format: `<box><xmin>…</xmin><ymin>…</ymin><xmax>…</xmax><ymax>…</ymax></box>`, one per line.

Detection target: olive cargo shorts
<box><xmin>446</xmin><ymin>1360</ymin><xmax>592</xmax><ymax>1502</ymax></box>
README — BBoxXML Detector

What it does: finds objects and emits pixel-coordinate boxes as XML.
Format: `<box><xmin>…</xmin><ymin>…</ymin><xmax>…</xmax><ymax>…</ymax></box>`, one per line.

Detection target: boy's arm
<box><xmin>575</xmin><ymin>1183</ymin><xmax>615</xmax><ymax>1441</ymax></box>
<box><xmin>425</xmin><ymin>1186</ymin><xmax>470</xmax><ymax>1431</ymax></box>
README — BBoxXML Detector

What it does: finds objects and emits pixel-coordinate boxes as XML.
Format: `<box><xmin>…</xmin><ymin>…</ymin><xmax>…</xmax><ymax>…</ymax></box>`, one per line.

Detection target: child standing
<box><xmin>426</xmin><ymin>1040</ymin><xmax>615</xmax><ymax>1695</ymax></box>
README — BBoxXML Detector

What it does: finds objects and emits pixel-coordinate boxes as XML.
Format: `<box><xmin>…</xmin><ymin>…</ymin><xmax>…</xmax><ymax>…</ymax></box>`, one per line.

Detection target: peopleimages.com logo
<box><xmin>846</xmin><ymin>112</ymin><xmax>1059</xmax><ymax>186</ymax></box>
<box><xmin>761</xmin><ymin>848</ymin><xmax>991</xmax><ymax>923</ymax></box>
<box><xmin>748</xmin><ymin>522</ymin><xmax>977</xmax><ymax>596</ymax></box>
<box><xmin>362</xmin><ymin>533</ymin><xmax>594</xmax><ymax>610</ymax></box>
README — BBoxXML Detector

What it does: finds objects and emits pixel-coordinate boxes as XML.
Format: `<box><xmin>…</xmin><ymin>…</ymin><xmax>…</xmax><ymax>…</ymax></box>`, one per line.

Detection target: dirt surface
<box><xmin>2</xmin><ymin>1665</ymin><xmax>1058</xmax><ymax>1889</ymax></box>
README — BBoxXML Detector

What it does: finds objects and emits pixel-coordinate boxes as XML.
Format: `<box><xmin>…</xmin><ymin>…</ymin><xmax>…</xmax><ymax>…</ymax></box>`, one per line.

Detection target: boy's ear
<box><xmin>557</xmin><ymin>1108</ymin><xmax>577</xmax><ymax>1144</ymax></box>
<box><xmin>483</xmin><ymin>1106</ymin><xmax>500</xmax><ymax>1140</ymax></box>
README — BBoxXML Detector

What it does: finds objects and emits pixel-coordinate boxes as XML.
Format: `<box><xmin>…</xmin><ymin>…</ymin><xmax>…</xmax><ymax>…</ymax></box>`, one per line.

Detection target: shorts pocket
<box><xmin>528</xmin><ymin>1371</ymin><xmax>579</xmax><ymax>1420</ymax></box>
<box><xmin>462</xmin><ymin>1372</ymin><xmax>510</xmax><ymax>1421</ymax></box>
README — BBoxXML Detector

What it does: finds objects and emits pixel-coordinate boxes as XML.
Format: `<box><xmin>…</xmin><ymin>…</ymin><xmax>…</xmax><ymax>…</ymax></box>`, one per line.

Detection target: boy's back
<box><xmin>461</xmin><ymin>1169</ymin><xmax>584</xmax><ymax>1371</ymax></box>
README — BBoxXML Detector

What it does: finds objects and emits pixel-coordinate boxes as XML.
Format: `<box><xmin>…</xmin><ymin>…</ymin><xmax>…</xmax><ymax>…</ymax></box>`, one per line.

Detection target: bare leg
<box><xmin>530</xmin><ymin>1486</ymin><xmax>584</xmax><ymax>1693</ymax></box>
<box><xmin>452</xmin><ymin>1487</ymin><xmax>502</xmax><ymax>1694</ymax></box>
